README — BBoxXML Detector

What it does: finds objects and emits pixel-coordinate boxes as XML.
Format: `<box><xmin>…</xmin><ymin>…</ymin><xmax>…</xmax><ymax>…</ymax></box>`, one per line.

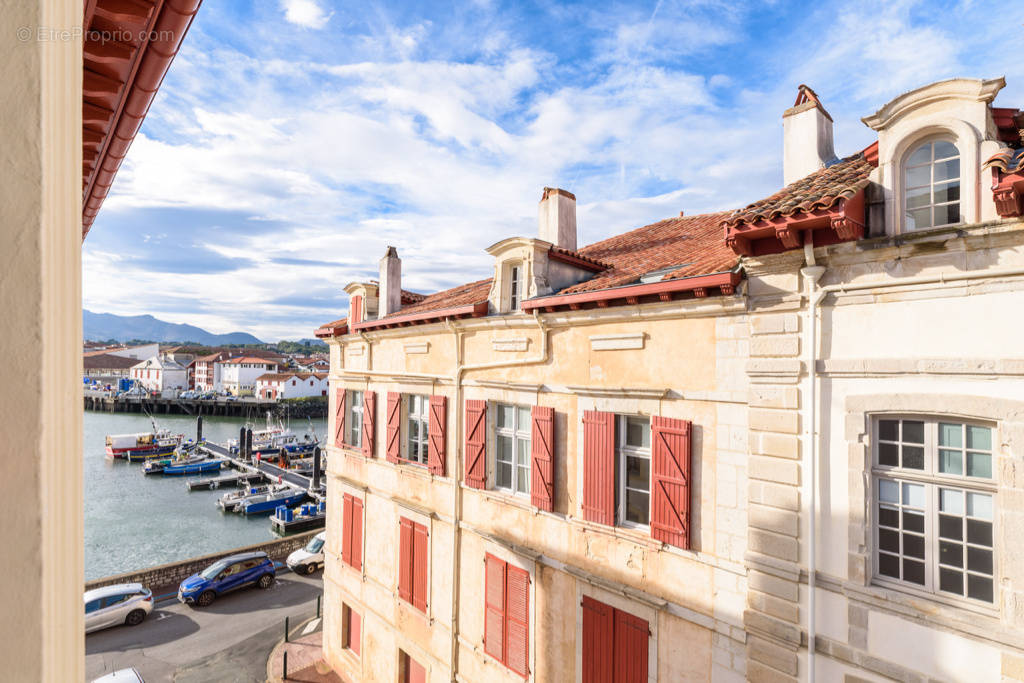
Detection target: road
<box><xmin>86</xmin><ymin>570</ymin><xmax>323</xmax><ymax>682</ymax></box>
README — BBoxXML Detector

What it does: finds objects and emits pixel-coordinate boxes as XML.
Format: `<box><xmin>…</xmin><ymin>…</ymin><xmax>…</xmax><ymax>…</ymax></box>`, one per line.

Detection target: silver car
<box><xmin>84</xmin><ymin>583</ymin><xmax>153</xmax><ymax>633</ymax></box>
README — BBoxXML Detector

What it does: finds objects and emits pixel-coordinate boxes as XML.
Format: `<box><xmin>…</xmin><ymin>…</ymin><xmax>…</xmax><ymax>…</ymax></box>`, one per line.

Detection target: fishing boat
<box><xmin>239</xmin><ymin>487</ymin><xmax>306</xmax><ymax>516</ymax></box>
<box><xmin>217</xmin><ymin>484</ymin><xmax>272</xmax><ymax>512</ymax></box>
<box><xmin>162</xmin><ymin>459</ymin><xmax>222</xmax><ymax>476</ymax></box>
<box><xmin>143</xmin><ymin>452</ymin><xmax>206</xmax><ymax>475</ymax></box>
<box><xmin>105</xmin><ymin>419</ymin><xmax>183</xmax><ymax>459</ymax></box>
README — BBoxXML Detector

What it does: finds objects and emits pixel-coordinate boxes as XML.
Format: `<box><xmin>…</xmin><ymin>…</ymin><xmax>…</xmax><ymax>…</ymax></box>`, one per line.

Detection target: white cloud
<box><xmin>280</xmin><ymin>0</ymin><xmax>332</xmax><ymax>29</ymax></box>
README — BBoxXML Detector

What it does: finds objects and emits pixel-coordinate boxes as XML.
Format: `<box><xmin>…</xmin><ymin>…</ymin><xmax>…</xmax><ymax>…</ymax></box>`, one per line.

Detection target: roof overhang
<box><xmin>314</xmin><ymin>321</ymin><xmax>348</xmax><ymax>339</ymax></box>
<box><xmin>724</xmin><ymin>188</ymin><xmax>866</xmax><ymax>257</ymax></box>
<box><xmin>82</xmin><ymin>0</ymin><xmax>203</xmax><ymax>239</ymax></box>
<box><xmin>861</xmin><ymin>77</ymin><xmax>1005</xmax><ymax>131</ymax></box>
<box><xmin>350</xmin><ymin>301</ymin><xmax>489</xmax><ymax>332</ymax></box>
<box><xmin>521</xmin><ymin>270</ymin><xmax>742</xmax><ymax>313</ymax></box>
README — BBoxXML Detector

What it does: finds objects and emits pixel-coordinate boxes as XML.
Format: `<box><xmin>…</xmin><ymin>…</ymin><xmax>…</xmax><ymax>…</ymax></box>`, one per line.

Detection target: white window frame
<box><xmin>871</xmin><ymin>415</ymin><xmax>997</xmax><ymax>609</ymax></box>
<box><xmin>491</xmin><ymin>402</ymin><xmax>531</xmax><ymax>496</ymax></box>
<box><xmin>902</xmin><ymin>137</ymin><xmax>961</xmax><ymax>232</ymax></box>
<box><xmin>405</xmin><ymin>394</ymin><xmax>429</xmax><ymax>465</ymax></box>
<box><xmin>615</xmin><ymin>414</ymin><xmax>651</xmax><ymax>529</ymax></box>
<box><xmin>348</xmin><ymin>389</ymin><xmax>363</xmax><ymax>449</ymax></box>
<box><xmin>507</xmin><ymin>263</ymin><xmax>523</xmax><ymax>312</ymax></box>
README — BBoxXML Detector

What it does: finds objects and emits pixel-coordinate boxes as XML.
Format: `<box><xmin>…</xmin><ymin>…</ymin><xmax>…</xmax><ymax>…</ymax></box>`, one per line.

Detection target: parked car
<box><xmin>178</xmin><ymin>551</ymin><xmax>275</xmax><ymax>607</ymax></box>
<box><xmin>286</xmin><ymin>532</ymin><xmax>325</xmax><ymax>575</ymax></box>
<box><xmin>84</xmin><ymin>583</ymin><xmax>153</xmax><ymax>633</ymax></box>
<box><xmin>91</xmin><ymin>668</ymin><xmax>144</xmax><ymax>683</ymax></box>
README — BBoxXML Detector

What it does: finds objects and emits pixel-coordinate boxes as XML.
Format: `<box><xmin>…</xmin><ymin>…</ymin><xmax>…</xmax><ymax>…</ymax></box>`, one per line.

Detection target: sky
<box><xmin>82</xmin><ymin>0</ymin><xmax>1024</xmax><ymax>342</ymax></box>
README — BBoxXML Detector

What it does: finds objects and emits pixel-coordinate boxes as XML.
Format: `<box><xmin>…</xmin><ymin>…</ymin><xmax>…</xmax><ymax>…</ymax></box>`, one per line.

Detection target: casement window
<box><xmin>406</xmin><ymin>394</ymin><xmax>430</xmax><ymax>464</ymax></box>
<box><xmin>507</xmin><ymin>263</ymin><xmax>523</xmax><ymax>312</ymax></box>
<box><xmin>583</xmin><ymin>411</ymin><xmax>691</xmax><ymax>549</ymax></box>
<box><xmin>341</xmin><ymin>493</ymin><xmax>363</xmax><ymax>571</ymax></box>
<box><xmin>616</xmin><ymin>416</ymin><xmax>651</xmax><ymax>527</ymax></box>
<box><xmin>341</xmin><ymin>603</ymin><xmax>361</xmax><ymax>657</ymax></box>
<box><xmin>484</xmin><ymin>554</ymin><xmax>530</xmax><ymax>677</ymax></box>
<box><xmin>873</xmin><ymin>416</ymin><xmax>995</xmax><ymax>605</ymax></box>
<box><xmin>494</xmin><ymin>403</ymin><xmax>531</xmax><ymax>495</ymax></box>
<box><xmin>581</xmin><ymin>596</ymin><xmax>649</xmax><ymax>683</ymax></box>
<box><xmin>398</xmin><ymin>517</ymin><xmax>429</xmax><ymax>612</ymax></box>
<box><xmin>399</xmin><ymin>651</ymin><xmax>426</xmax><ymax>683</ymax></box>
<box><xmin>904</xmin><ymin>139</ymin><xmax>961</xmax><ymax>230</ymax></box>
<box><xmin>348</xmin><ymin>390</ymin><xmax>363</xmax><ymax>449</ymax></box>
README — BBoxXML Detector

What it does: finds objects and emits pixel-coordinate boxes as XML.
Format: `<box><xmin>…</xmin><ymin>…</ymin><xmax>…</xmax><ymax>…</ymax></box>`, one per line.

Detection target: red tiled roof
<box><xmin>985</xmin><ymin>147</ymin><xmax>1024</xmax><ymax>175</ymax></box>
<box><xmin>384</xmin><ymin>279</ymin><xmax>493</xmax><ymax>318</ymax></box>
<box><xmin>83</xmin><ymin>353</ymin><xmax>138</xmax><ymax>370</ymax></box>
<box><xmin>723</xmin><ymin>153</ymin><xmax>873</xmax><ymax>229</ymax></box>
<box><xmin>222</xmin><ymin>357</ymin><xmax>278</xmax><ymax>365</ymax></box>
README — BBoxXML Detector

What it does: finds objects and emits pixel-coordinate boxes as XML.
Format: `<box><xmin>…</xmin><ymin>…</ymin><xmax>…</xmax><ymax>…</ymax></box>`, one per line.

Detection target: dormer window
<box><xmin>508</xmin><ymin>264</ymin><xmax>522</xmax><ymax>312</ymax></box>
<box><xmin>905</xmin><ymin>139</ymin><xmax>961</xmax><ymax>230</ymax></box>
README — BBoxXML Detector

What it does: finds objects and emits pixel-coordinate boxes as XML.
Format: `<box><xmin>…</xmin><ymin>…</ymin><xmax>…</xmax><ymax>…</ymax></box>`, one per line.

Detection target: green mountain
<box><xmin>83</xmin><ymin>310</ymin><xmax>263</xmax><ymax>345</ymax></box>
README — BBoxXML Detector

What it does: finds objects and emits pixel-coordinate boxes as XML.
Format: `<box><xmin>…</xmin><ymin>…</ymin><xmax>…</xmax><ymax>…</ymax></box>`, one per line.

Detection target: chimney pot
<box><xmin>378</xmin><ymin>246</ymin><xmax>402</xmax><ymax>318</ymax></box>
<box><xmin>538</xmin><ymin>187</ymin><xmax>577</xmax><ymax>251</ymax></box>
<box><xmin>783</xmin><ymin>85</ymin><xmax>835</xmax><ymax>185</ymax></box>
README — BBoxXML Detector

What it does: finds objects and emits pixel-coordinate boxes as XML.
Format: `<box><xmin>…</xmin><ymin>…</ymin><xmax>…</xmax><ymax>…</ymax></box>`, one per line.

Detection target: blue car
<box><xmin>177</xmin><ymin>551</ymin><xmax>275</xmax><ymax>607</ymax></box>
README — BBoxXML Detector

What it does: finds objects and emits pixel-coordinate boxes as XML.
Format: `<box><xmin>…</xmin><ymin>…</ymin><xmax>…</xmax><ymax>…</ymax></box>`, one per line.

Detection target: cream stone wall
<box><xmin>0</xmin><ymin>1</ymin><xmax>83</xmax><ymax>681</ymax></box>
<box><xmin>322</xmin><ymin>301</ymin><xmax>750</xmax><ymax>681</ymax></box>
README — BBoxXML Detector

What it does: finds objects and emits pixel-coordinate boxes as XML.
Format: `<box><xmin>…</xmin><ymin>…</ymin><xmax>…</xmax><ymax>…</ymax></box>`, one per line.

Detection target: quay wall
<box><xmin>82</xmin><ymin>395</ymin><xmax>327</xmax><ymax>418</ymax></box>
<box><xmin>84</xmin><ymin>530</ymin><xmax>319</xmax><ymax>595</ymax></box>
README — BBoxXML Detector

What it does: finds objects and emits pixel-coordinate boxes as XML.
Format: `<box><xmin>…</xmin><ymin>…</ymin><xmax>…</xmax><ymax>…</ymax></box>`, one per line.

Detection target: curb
<box><xmin>265</xmin><ymin>614</ymin><xmax>321</xmax><ymax>683</ymax></box>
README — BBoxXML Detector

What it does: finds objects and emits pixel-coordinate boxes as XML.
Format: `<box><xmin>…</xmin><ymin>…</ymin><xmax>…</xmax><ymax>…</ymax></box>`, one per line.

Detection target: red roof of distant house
<box><xmin>83</xmin><ymin>353</ymin><xmax>139</xmax><ymax>370</ymax></box>
<box><xmin>222</xmin><ymin>357</ymin><xmax>278</xmax><ymax>365</ymax></box>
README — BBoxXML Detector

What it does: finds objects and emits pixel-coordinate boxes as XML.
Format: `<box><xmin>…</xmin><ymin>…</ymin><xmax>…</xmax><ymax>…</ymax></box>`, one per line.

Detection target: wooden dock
<box><xmin>186</xmin><ymin>471</ymin><xmax>262</xmax><ymax>491</ymax></box>
<box><xmin>84</xmin><ymin>392</ymin><xmax>281</xmax><ymax>417</ymax></box>
<box><xmin>270</xmin><ymin>512</ymin><xmax>326</xmax><ymax>534</ymax></box>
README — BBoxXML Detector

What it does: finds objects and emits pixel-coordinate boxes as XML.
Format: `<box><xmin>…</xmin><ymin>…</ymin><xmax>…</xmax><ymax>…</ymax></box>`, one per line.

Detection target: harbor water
<box><xmin>84</xmin><ymin>411</ymin><xmax>326</xmax><ymax>581</ymax></box>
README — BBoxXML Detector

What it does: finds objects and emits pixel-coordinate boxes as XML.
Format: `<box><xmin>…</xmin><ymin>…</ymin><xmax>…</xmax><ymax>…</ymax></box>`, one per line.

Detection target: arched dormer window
<box><xmin>904</xmin><ymin>139</ymin><xmax>961</xmax><ymax>230</ymax></box>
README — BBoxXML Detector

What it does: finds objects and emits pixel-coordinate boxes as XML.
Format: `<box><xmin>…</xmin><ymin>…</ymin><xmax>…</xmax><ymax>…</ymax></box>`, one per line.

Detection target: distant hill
<box><xmin>83</xmin><ymin>310</ymin><xmax>263</xmax><ymax>345</ymax></box>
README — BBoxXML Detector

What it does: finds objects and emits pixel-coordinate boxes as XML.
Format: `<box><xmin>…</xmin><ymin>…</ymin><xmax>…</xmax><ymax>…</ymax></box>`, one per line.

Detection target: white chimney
<box><xmin>378</xmin><ymin>246</ymin><xmax>401</xmax><ymax>318</ymax></box>
<box><xmin>783</xmin><ymin>85</ymin><xmax>835</xmax><ymax>186</ymax></box>
<box><xmin>538</xmin><ymin>187</ymin><xmax>577</xmax><ymax>251</ymax></box>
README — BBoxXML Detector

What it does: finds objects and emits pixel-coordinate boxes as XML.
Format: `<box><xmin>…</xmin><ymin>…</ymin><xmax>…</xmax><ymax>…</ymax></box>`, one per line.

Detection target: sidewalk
<box><xmin>266</xmin><ymin>617</ymin><xmax>342</xmax><ymax>683</ymax></box>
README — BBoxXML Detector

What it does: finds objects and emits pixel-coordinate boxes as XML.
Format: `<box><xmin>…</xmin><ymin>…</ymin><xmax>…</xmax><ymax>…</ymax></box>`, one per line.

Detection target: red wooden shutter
<box><xmin>334</xmin><ymin>388</ymin><xmax>347</xmax><ymax>448</ymax></box>
<box><xmin>342</xmin><ymin>493</ymin><xmax>354</xmax><ymax>566</ymax></box>
<box><xmin>428</xmin><ymin>395</ymin><xmax>447</xmax><ymax>476</ymax></box>
<box><xmin>362</xmin><ymin>391</ymin><xmax>376</xmax><ymax>457</ymax></box>
<box><xmin>464</xmin><ymin>400</ymin><xmax>487</xmax><ymax>489</ymax></box>
<box><xmin>484</xmin><ymin>554</ymin><xmax>506</xmax><ymax>662</ymax></box>
<box><xmin>412</xmin><ymin>522</ymin><xmax>429</xmax><ymax>612</ymax></box>
<box><xmin>351</xmin><ymin>497</ymin><xmax>363</xmax><ymax>571</ymax></box>
<box><xmin>650</xmin><ymin>416</ymin><xmax>692</xmax><ymax>549</ymax></box>
<box><xmin>530</xmin><ymin>406</ymin><xmax>555</xmax><ymax>512</ymax></box>
<box><xmin>386</xmin><ymin>392</ymin><xmax>401</xmax><ymax>463</ymax></box>
<box><xmin>350</xmin><ymin>295</ymin><xmax>363</xmax><ymax>325</ymax></box>
<box><xmin>398</xmin><ymin>517</ymin><xmax>413</xmax><ymax>603</ymax></box>
<box><xmin>505</xmin><ymin>565</ymin><xmax>530</xmax><ymax>677</ymax></box>
<box><xmin>582</xmin><ymin>410</ymin><xmax>615</xmax><ymax>525</ymax></box>
<box><xmin>613</xmin><ymin>609</ymin><xmax>649</xmax><ymax>683</ymax></box>
<box><xmin>406</xmin><ymin>656</ymin><xmax>426</xmax><ymax>683</ymax></box>
<box><xmin>349</xmin><ymin>609</ymin><xmax>361</xmax><ymax>656</ymax></box>
<box><xmin>581</xmin><ymin>596</ymin><xmax>614</xmax><ymax>683</ymax></box>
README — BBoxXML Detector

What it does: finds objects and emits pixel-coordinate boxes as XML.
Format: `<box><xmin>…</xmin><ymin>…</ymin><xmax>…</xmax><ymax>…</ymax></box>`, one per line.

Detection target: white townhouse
<box><xmin>219</xmin><ymin>356</ymin><xmax>280</xmax><ymax>396</ymax></box>
<box><xmin>129</xmin><ymin>355</ymin><xmax>188</xmax><ymax>393</ymax></box>
<box><xmin>255</xmin><ymin>372</ymin><xmax>328</xmax><ymax>399</ymax></box>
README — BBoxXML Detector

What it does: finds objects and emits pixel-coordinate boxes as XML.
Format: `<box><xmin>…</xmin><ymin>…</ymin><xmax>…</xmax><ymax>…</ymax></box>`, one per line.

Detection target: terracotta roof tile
<box><xmin>384</xmin><ymin>278</ymin><xmax>493</xmax><ymax>318</ymax></box>
<box><xmin>985</xmin><ymin>147</ymin><xmax>1024</xmax><ymax>175</ymax></box>
<box><xmin>82</xmin><ymin>353</ymin><xmax>138</xmax><ymax>370</ymax></box>
<box><xmin>723</xmin><ymin>153</ymin><xmax>873</xmax><ymax>228</ymax></box>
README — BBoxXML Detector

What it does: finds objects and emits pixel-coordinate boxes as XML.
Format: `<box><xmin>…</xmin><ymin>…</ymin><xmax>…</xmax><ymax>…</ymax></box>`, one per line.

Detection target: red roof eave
<box><xmin>350</xmin><ymin>301</ymin><xmax>489</xmax><ymax>332</ymax></box>
<box><xmin>522</xmin><ymin>270</ymin><xmax>742</xmax><ymax>312</ymax></box>
<box><xmin>992</xmin><ymin>169</ymin><xmax>1024</xmax><ymax>218</ymax></box>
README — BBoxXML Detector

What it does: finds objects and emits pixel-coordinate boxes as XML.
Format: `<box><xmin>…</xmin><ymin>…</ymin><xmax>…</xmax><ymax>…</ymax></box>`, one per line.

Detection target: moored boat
<box><xmin>106</xmin><ymin>425</ymin><xmax>184</xmax><ymax>460</ymax></box>
<box><xmin>217</xmin><ymin>484</ymin><xmax>271</xmax><ymax>512</ymax></box>
<box><xmin>162</xmin><ymin>459</ymin><xmax>222</xmax><ymax>476</ymax></box>
<box><xmin>143</xmin><ymin>452</ymin><xmax>206</xmax><ymax>475</ymax></box>
<box><xmin>240</xmin><ymin>487</ymin><xmax>306</xmax><ymax>516</ymax></box>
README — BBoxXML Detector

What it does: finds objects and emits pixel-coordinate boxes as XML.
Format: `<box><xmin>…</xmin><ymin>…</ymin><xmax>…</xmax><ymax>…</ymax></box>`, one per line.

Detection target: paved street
<box><xmin>86</xmin><ymin>571</ymin><xmax>323</xmax><ymax>682</ymax></box>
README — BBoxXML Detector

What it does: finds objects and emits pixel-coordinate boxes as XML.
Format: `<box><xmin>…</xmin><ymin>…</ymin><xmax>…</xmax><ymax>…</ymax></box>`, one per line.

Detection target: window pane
<box><xmin>496</xmin><ymin>461</ymin><xmax>512</xmax><ymax>489</ymax></box>
<box><xmin>625</xmin><ymin>490</ymin><xmax>649</xmax><ymax>525</ymax></box>
<box><xmin>409</xmin><ymin>420</ymin><xmax>419</xmax><ymax>441</ymax></box>
<box><xmin>879</xmin><ymin>480</ymin><xmax>899</xmax><ymax>503</ymax></box>
<box><xmin>879</xmin><ymin>553</ymin><xmax>900</xmax><ymax>578</ymax></box>
<box><xmin>878</xmin><ymin>506</ymin><xmax>899</xmax><ymax>528</ymax></box>
<box><xmin>879</xmin><ymin>420</ymin><xmax>899</xmax><ymax>441</ymax></box>
<box><xmin>939</xmin><ymin>568</ymin><xmax>963</xmax><ymax>594</ymax></box>
<box><xmin>967</xmin><ymin>547</ymin><xmax>993</xmax><ymax>575</ymax></box>
<box><xmin>967</xmin><ymin>520</ymin><xmax>992</xmax><ymax>546</ymax></box>
<box><xmin>967</xmin><ymin>452</ymin><xmax>992</xmax><ymax>479</ymax></box>
<box><xmin>625</xmin><ymin>418</ymin><xmax>650</xmax><ymax>449</ymax></box>
<box><xmin>902</xmin><ymin>482</ymin><xmax>925</xmax><ymax>508</ymax></box>
<box><xmin>902</xmin><ymin>421</ymin><xmax>924</xmax><ymax>443</ymax></box>
<box><xmin>497</xmin><ymin>435</ymin><xmax>512</xmax><ymax>464</ymax></box>
<box><xmin>516</xmin><ymin>466</ymin><xmax>529</xmax><ymax>494</ymax></box>
<box><xmin>967</xmin><ymin>426</ymin><xmax>991</xmax><ymax>451</ymax></box>
<box><xmin>967</xmin><ymin>492</ymin><xmax>993</xmax><ymax>520</ymax></box>
<box><xmin>626</xmin><ymin>456</ymin><xmax>650</xmax><ymax>491</ymax></box>
<box><xmin>902</xmin><ymin>446</ymin><xmax>924</xmax><ymax>470</ymax></box>
<box><xmin>938</xmin><ymin>449</ymin><xmax>962</xmax><ymax>475</ymax></box>
<box><xmin>939</xmin><ymin>514</ymin><xmax>963</xmax><ymax>541</ymax></box>
<box><xmin>878</xmin><ymin>528</ymin><xmax>900</xmax><ymax>552</ymax></box>
<box><xmin>515</xmin><ymin>438</ymin><xmax>529</xmax><ymax>467</ymax></box>
<box><xmin>907</xmin><ymin>207</ymin><xmax>931</xmax><ymax>230</ymax></box>
<box><xmin>933</xmin><ymin>140</ymin><xmax>958</xmax><ymax>160</ymax></box>
<box><xmin>497</xmin><ymin>404</ymin><xmax>512</xmax><ymax>430</ymax></box>
<box><xmin>878</xmin><ymin>443</ymin><xmax>899</xmax><ymax>466</ymax></box>
<box><xmin>903</xmin><ymin>559</ymin><xmax>926</xmax><ymax>585</ymax></box>
<box><xmin>906</xmin><ymin>164</ymin><xmax>931</xmax><ymax>188</ymax></box>
<box><xmin>907</xmin><ymin>144</ymin><xmax>932</xmax><ymax>165</ymax></box>
<box><xmin>939</xmin><ymin>423</ymin><xmax>962</xmax><ymax>447</ymax></box>
<box><xmin>902</xmin><ymin>510</ymin><xmax>924</xmax><ymax>533</ymax></box>
<box><xmin>940</xmin><ymin>541</ymin><xmax>963</xmax><ymax>568</ymax></box>
<box><xmin>903</xmin><ymin>534</ymin><xmax>925</xmax><ymax>560</ymax></box>
<box><xmin>939</xmin><ymin>488</ymin><xmax>963</xmax><ymax>515</ymax></box>
<box><xmin>936</xmin><ymin>202</ymin><xmax>960</xmax><ymax>226</ymax></box>
<box><xmin>933</xmin><ymin>180</ymin><xmax>959</xmax><ymax>204</ymax></box>
<box><xmin>967</xmin><ymin>575</ymin><xmax>993</xmax><ymax>603</ymax></box>
<box><xmin>905</xmin><ymin>185</ymin><xmax>930</xmax><ymax>209</ymax></box>
<box><xmin>517</xmin><ymin>406</ymin><xmax>530</xmax><ymax>430</ymax></box>
<box><xmin>934</xmin><ymin>158</ymin><xmax>959</xmax><ymax>183</ymax></box>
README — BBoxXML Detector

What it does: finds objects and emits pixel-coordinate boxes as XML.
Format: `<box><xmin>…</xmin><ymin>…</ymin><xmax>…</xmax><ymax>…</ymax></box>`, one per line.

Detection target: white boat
<box><xmin>218</xmin><ymin>484</ymin><xmax>298</xmax><ymax>514</ymax></box>
<box><xmin>216</xmin><ymin>484</ymin><xmax>271</xmax><ymax>512</ymax></box>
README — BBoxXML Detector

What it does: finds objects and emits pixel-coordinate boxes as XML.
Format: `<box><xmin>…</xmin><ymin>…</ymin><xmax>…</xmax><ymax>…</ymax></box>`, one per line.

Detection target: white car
<box><xmin>91</xmin><ymin>668</ymin><xmax>144</xmax><ymax>683</ymax></box>
<box><xmin>85</xmin><ymin>583</ymin><xmax>153</xmax><ymax>633</ymax></box>
<box><xmin>286</xmin><ymin>532</ymin><xmax>325</xmax><ymax>575</ymax></box>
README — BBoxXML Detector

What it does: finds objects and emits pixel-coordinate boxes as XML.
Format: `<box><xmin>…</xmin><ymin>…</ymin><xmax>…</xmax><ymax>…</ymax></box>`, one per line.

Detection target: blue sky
<box><xmin>82</xmin><ymin>0</ymin><xmax>1024</xmax><ymax>341</ymax></box>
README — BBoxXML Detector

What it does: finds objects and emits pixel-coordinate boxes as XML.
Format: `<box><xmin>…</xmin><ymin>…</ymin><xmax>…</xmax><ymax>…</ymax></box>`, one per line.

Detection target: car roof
<box><xmin>84</xmin><ymin>583</ymin><xmax>145</xmax><ymax>601</ymax></box>
<box><xmin>216</xmin><ymin>551</ymin><xmax>269</xmax><ymax>563</ymax></box>
<box><xmin>314</xmin><ymin>531</ymin><xmax>326</xmax><ymax>541</ymax></box>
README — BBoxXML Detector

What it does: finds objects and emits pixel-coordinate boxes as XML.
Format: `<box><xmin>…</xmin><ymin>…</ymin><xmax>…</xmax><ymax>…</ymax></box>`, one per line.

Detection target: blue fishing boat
<box><xmin>162</xmin><ymin>459</ymin><xmax>223</xmax><ymax>476</ymax></box>
<box><xmin>241</xmin><ymin>489</ymin><xmax>306</xmax><ymax>516</ymax></box>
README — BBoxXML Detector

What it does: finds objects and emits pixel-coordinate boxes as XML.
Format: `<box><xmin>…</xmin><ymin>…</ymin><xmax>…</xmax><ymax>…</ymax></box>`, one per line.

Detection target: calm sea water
<box><xmin>84</xmin><ymin>411</ymin><xmax>326</xmax><ymax>580</ymax></box>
